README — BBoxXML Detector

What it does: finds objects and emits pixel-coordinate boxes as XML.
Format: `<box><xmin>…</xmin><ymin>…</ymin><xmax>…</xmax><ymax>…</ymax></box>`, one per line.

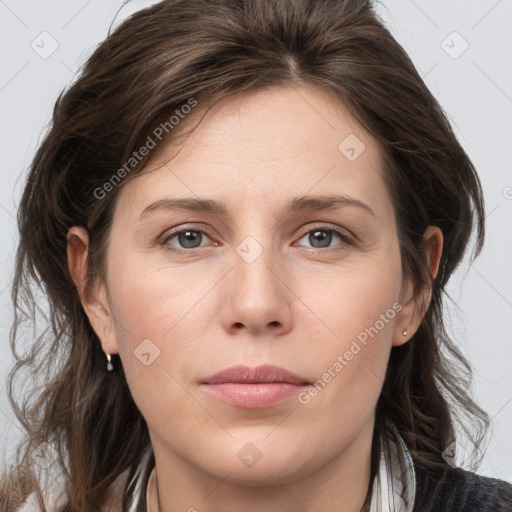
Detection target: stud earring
<box><xmin>402</xmin><ymin>329</ymin><xmax>408</xmax><ymax>337</ymax></box>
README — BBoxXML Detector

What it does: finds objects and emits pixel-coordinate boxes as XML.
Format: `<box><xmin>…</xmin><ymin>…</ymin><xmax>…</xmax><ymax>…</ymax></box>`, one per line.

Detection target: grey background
<box><xmin>0</xmin><ymin>0</ymin><xmax>511</xmax><ymax>481</ymax></box>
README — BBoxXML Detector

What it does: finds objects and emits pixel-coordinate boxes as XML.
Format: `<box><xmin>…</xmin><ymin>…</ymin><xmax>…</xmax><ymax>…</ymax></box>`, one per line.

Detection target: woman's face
<box><xmin>81</xmin><ymin>85</ymin><xmax>434</xmax><ymax>486</ymax></box>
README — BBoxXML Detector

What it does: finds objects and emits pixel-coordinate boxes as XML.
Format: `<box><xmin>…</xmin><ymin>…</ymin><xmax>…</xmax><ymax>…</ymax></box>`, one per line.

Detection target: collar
<box><xmin>365</xmin><ymin>422</ymin><xmax>416</xmax><ymax>511</ymax></box>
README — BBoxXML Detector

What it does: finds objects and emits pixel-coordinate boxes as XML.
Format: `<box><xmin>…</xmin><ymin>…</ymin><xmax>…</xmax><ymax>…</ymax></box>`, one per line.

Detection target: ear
<box><xmin>393</xmin><ymin>225</ymin><xmax>443</xmax><ymax>346</ymax></box>
<box><xmin>67</xmin><ymin>226</ymin><xmax>119</xmax><ymax>355</ymax></box>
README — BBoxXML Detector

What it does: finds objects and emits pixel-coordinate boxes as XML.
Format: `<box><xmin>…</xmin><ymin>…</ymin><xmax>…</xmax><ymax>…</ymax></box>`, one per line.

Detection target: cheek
<box><xmin>294</xmin><ymin>249</ymin><xmax>402</xmax><ymax>406</ymax></box>
<box><xmin>108</xmin><ymin>254</ymin><xmax>218</xmax><ymax>344</ymax></box>
<box><xmin>296</xmin><ymin>246</ymin><xmax>402</xmax><ymax>344</ymax></box>
<box><xmin>105</xmin><ymin>257</ymin><xmax>225</xmax><ymax>412</ymax></box>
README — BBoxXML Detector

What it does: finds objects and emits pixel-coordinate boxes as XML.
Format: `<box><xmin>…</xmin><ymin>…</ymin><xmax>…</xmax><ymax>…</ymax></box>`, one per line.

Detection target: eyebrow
<box><xmin>138</xmin><ymin>194</ymin><xmax>375</xmax><ymax>220</ymax></box>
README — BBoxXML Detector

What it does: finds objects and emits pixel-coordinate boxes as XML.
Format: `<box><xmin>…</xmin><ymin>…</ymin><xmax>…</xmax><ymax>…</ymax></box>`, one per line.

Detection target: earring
<box><xmin>102</xmin><ymin>337</ymin><xmax>113</xmax><ymax>371</ymax></box>
<box><xmin>402</xmin><ymin>329</ymin><xmax>408</xmax><ymax>337</ymax></box>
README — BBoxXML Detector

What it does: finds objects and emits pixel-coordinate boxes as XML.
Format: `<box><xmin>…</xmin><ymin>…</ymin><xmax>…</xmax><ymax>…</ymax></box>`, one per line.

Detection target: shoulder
<box><xmin>10</xmin><ymin>470</ymin><xmax>127</xmax><ymax>512</ymax></box>
<box><xmin>414</xmin><ymin>462</ymin><xmax>512</xmax><ymax>511</ymax></box>
<box><xmin>9</xmin><ymin>447</ymin><xmax>152</xmax><ymax>512</ymax></box>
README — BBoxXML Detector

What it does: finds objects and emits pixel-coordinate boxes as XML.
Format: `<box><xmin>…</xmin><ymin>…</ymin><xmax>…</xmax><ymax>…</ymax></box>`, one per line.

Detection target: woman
<box><xmin>2</xmin><ymin>0</ymin><xmax>511</xmax><ymax>510</ymax></box>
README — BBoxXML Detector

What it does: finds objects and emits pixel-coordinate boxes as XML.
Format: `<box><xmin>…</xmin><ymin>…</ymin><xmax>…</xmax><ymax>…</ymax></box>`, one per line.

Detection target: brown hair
<box><xmin>1</xmin><ymin>0</ymin><xmax>489</xmax><ymax>510</ymax></box>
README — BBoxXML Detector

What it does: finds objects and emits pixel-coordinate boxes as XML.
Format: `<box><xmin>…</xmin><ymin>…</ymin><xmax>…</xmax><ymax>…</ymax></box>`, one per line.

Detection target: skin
<box><xmin>68</xmin><ymin>84</ymin><xmax>443</xmax><ymax>512</ymax></box>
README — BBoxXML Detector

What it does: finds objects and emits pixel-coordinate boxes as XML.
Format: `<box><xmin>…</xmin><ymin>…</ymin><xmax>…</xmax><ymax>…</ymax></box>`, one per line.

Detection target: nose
<box><xmin>220</xmin><ymin>244</ymin><xmax>293</xmax><ymax>337</ymax></box>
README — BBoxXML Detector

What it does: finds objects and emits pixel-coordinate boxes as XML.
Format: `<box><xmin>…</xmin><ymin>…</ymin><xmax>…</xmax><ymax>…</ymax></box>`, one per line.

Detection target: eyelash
<box><xmin>159</xmin><ymin>224</ymin><xmax>356</xmax><ymax>255</ymax></box>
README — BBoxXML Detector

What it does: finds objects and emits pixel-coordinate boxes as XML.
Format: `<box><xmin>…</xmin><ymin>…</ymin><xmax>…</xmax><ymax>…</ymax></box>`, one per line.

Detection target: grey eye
<box><xmin>297</xmin><ymin>229</ymin><xmax>345</xmax><ymax>249</ymax></box>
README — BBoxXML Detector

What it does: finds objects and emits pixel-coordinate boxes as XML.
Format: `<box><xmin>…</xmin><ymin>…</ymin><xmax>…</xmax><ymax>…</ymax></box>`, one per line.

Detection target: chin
<box><xmin>191</xmin><ymin>439</ymin><xmax>324</xmax><ymax>487</ymax></box>
<box><xmin>209</xmin><ymin>458</ymin><xmax>313</xmax><ymax>487</ymax></box>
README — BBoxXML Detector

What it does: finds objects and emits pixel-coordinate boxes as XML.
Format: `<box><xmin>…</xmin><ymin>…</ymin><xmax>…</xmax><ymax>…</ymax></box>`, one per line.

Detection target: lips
<box><xmin>202</xmin><ymin>365</ymin><xmax>310</xmax><ymax>385</ymax></box>
<box><xmin>200</xmin><ymin>365</ymin><xmax>310</xmax><ymax>409</ymax></box>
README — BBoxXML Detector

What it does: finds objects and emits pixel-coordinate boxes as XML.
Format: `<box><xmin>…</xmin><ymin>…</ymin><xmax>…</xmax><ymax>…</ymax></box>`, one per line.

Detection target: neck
<box><xmin>147</xmin><ymin>418</ymin><xmax>375</xmax><ymax>512</ymax></box>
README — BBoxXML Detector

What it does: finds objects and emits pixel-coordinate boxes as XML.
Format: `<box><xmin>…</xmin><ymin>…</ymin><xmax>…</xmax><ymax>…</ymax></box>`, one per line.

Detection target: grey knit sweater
<box><xmin>413</xmin><ymin>462</ymin><xmax>512</xmax><ymax>511</ymax></box>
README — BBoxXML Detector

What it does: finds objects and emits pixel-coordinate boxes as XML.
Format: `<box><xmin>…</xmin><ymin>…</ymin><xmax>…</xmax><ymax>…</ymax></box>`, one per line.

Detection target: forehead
<box><xmin>116</xmin><ymin>85</ymin><xmax>394</xmax><ymax>223</ymax></box>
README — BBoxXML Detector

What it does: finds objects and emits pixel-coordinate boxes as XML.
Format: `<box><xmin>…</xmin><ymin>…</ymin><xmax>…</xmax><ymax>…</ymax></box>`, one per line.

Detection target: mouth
<box><xmin>200</xmin><ymin>365</ymin><xmax>311</xmax><ymax>409</ymax></box>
